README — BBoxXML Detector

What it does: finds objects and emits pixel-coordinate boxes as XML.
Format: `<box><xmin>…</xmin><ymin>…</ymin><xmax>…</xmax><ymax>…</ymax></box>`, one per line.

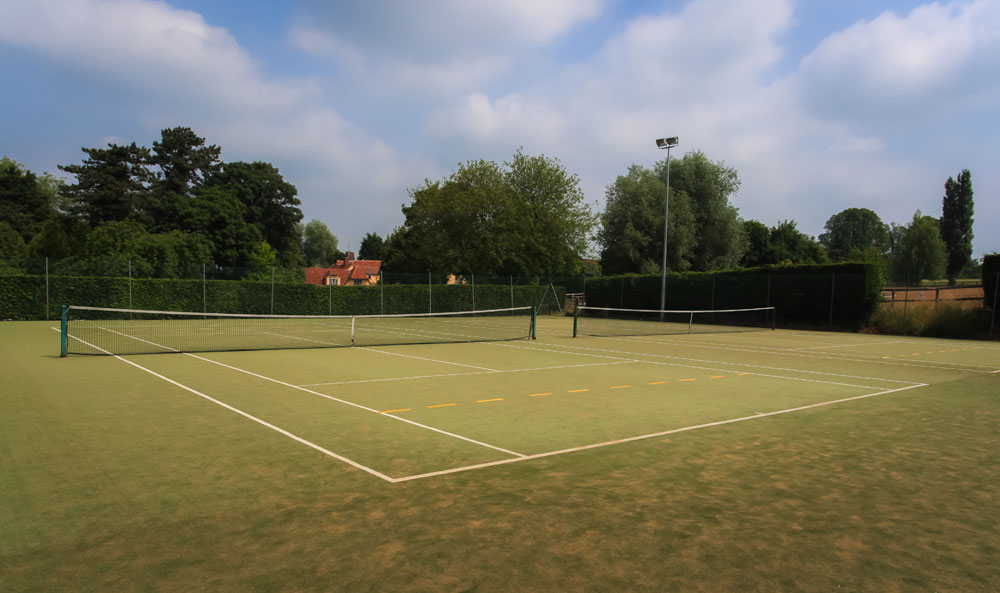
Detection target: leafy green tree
<box><xmin>28</xmin><ymin>217</ymin><xmax>88</xmax><ymax>259</ymax></box>
<box><xmin>0</xmin><ymin>221</ymin><xmax>28</xmax><ymax>258</ymax></box>
<box><xmin>766</xmin><ymin>220</ymin><xmax>828</xmax><ymax>264</ymax></box>
<box><xmin>173</xmin><ymin>186</ymin><xmax>262</xmax><ymax>267</ymax></box>
<box><xmin>151</xmin><ymin>127</ymin><xmax>222</xmax><ymax>198</ymax></box>
<box><xmin>818</xmin><ymin>208</ymin><xmax>889</xmax><ymax>262</ymax></box>
<box><xmin>359</xmin><ymin>232</ymin><xmax>385</xmax><ymax>260</ymax></box>
<box><xmin>657</xmin><ymin>151</ymin><xmax>746</xmax><ymax>271</ymax></box>
<box><xmin>940</xmin><ymin>169</ymin><xmax>974</xmax><ymax>284</ymax></box>
<box><xmin>892</xmin><ymin>211</ymin><xmax>947</xmax><ymax>282</ymax></box>
<box><xmin>598</xmin><ymin>165</ymin><xmax>695</xmax><ymax>275</ymax></box>
<box><xmin>385</xmin><ymin>150</ymin><xmax>595</xmax><ymax>275</ymax></box>
<box><xmin>302</xmin><ymin>219</ymin><xmax>341</xmax><ymax>266</ymax></box>
<box><xmin>212</xmin><ymin>161</ymin><xmax>303</xmax><ymax>267</ymax></box>
<box><xmin>741</xmin><ymin>220</ymin><xmax>771</xmax><ymax>268</ymax></box>
<box><xmin>1</xmin><ymin>157</ymin><xmax>56</xmax><ymax>242</ymax></box>
<box><xmin>59</xmin><ymin>143</ymin><xmax>152</xmax><ymax>226</ymax></box>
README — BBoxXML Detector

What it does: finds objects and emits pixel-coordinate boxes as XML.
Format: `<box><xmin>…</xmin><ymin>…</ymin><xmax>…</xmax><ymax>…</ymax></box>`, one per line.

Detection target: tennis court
<box><xmin>2</xmin><ymin>310</ymin><xmax>999</xmax><ymax>592</ymax></box>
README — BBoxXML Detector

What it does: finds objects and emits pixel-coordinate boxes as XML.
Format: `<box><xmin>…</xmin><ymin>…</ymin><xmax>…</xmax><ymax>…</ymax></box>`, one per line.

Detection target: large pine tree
<box><xmin>940</xmin><ymin>169</ymin><xmax>974</xmax><ymax>284</ymax></box>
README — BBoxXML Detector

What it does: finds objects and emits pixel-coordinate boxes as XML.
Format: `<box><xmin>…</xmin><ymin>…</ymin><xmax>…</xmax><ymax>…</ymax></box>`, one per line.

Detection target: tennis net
<box><xmin>573</xmin><ymin>306</ymin><xmax>775</xmax><ymax>338</ymax></box>
<box><xmin>61</xmin><ymin>305</ymin><xmax>536</xmax><ymax>356</ymax></box>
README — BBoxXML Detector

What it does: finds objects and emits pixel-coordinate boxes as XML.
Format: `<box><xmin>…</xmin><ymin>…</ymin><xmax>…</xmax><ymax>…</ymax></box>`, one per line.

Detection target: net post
<box><xmin>351</xmin><ymin>316</ymin><xmax>356</xmax><ymax>345</ymax></box>
<box><xmin>688</xmin><ymin>311</ymin><xmax>693</xmax><ymax>333</ymax></box>
<box><xmin>573</xmin><ymin>305</ymin><xmax>579</xmax><ymax>337</ymax></box>
<box><xmin>60</xmin><ymin>305</ymin><xmax>68</xmax><ymax>357</ymax></box>
<box><xmin>531</xmin><ymin>306</ymin><xmax>537</xmax><ymax>340</ymax></box>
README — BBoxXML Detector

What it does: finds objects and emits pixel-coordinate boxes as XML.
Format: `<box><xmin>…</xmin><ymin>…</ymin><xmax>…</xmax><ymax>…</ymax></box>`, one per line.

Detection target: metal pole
<box><xmin>510</xmin><ymin>276</ymin><xmax>514</xmax><ymax>309</ymax></box>
<box><xmin>270</xmin><ymin>266</ymin><xmax>275</xmax><ymax>314</ymax></box>
<box><xmin>128</xmin><ymin>259</ymin><xmax>132</xmax><ymax>311</ymax></box>
<box><xmin>428</xmin><ymin>271</ymin><xmax>432</xmax><ymax>313</ymax></box>
<box><xmin>991</xmin><ymin>271</ymin><xmax>998</xmax><ymax>334</ymax></box>
<box><xmin>829</xmin><ymin>273</ymin><xmax>835</xmax><ymax>328</ymax></box>
<box><xmin>203</xmin><ymin>263</ymin><xmax>207</xmax><ymax>313</ymax></box>
<box><xmin>380</xmin><ymin>271</ymin><xmax>384</xmax><ymax>315</ymax></box>
<box><xmin>45</xmin><ymin>257</ymin><xmax>49</xmax><ymax>320</ymax></box>
<box><xmin>472</xmin><ymin>274</ymin><xmax>475</xmax><ymax>311</ymax></box>
<box><xmin>660</xmin><ymin>144</ymin><xmax>673</xmax><ymax>319</ymax></box>
<box><xmin>766</xmin><ymin>273</ymin><xmax>771</xmax><ymax>307</ymax></box>
<box><xmin>329</xmin><ymin>275</ymin><xmax>332</xmax><ymax>315</ymax></box>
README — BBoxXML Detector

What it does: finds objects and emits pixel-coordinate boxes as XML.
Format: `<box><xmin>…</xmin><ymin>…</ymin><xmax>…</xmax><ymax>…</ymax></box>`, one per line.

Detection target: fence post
<box><xmin>472</xmin><ymin>274</ymin><xmax>475</xmax><ymax>311</ymax></box>
<box><xmin>329</xmin><ymin>275</ymin><xmax>333</xmax><ymax>315</ymax></box>
<box><xmin>203</xmin><ymin>263</ymin><xmax>207</xmax><ymax>313</ymax></box>
<box><xmin>829</xmin><ymin>273</ymin><xmax>835</xmax><ymax>328</ymax></box>
<box><xmin>428</xmin><ymin>271</ymin><xmax>432</xmax><ymax>313</ymax></box>
<box><xmin>270</xmin><ymin>266</ymin><xmax>275</xmax><ymax>314</ymax></box>
<box><xmin>766</xmin><ymin>273</ymin><xmax>771</xmax><ymax>308</ymax></box>
<box><xmin>45</xmin><ymin>257</ymin><xmax>49</xmax><ymax>320</ymax></box>
<box><xmin>992</xmin><ymin>271</ymin><xmax>998</xmax><ymax>335</ymax></box>
<box><xmin>128</xmin><ymin>259</ymin><xmax>133</xmax><ymax>312</ymax></box>
<box><xmin>510</xmin><ymin>276</ymin><xmax>514</xmax><ymax>309</ymax></box>
<box><xmin>380</xmin><ymin>271</ymin><xmax>384</xmax><ymax>315</ymax></box>
<box><xmin>620</xmin><ymin>276</ymin><xmax>624</xmax><ymax>309</ymax></box>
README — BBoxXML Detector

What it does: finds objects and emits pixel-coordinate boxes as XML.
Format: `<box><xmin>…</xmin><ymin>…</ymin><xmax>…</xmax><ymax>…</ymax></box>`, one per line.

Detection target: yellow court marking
<box><xmin>427</xmin><ymin>403</ymin><xmax>456</xmax><ymax>408</ymax></box>
<box><xmin>737</xmin><ymin>372</ymin><xmax>753</xmax><ymax>376</ymax></box>
<box><xmin>568</xmin><ymin>389</ymin><xmax>590</xmax><ymax>393</ymax></box>
<box><xmin>528</xmin><ymin>392</ymin><xmax>552</xmax><ymax>397</ymax></box>
<box><xmin>882</xmin><ymin>356</ymin><xmax>890</xmax><ymax>359</ymax></box>
<box><xmin>647</xmin><ymin>381</ymin><xmax>667</xmax><ymax>385</ymax></box>
<box><xmin>380</xmin><ymin>408</ymin><xmax>411</xmax><ymax>414</ymax></box>
<box><xmin>679</xmin><ymin>379</ymin><xmax>696</xmax><ymax>382</ymax></box>
<box><xmin>709</xmin><ymin>375</ymin><xmax>725</xmax><ymax>379</ymax></box>
<box><xmin>610</xmin><ymin>385</ymin><xmax>631</xmax><ymax>389</ymax></box>
<box><xmin>476</xmin><ymin>398</ymin><xmax>503</xmax><ymax>403</ymax></box>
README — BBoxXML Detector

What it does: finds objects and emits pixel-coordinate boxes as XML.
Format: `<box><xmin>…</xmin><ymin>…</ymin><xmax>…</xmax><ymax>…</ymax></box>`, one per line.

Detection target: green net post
<box><xmin>60</xmin><ymin>305</ymin><xmax>68</xmax><ymax>357</ymax></box>
<box><xmin>573</xmin><ymin>306</ymin><xmax>579</xmax><ymax>337</ymax></box>
<box><xmin>531</xmin><ymin>306</ymin><xmax>537</xmax><ymax>340</ymax></box>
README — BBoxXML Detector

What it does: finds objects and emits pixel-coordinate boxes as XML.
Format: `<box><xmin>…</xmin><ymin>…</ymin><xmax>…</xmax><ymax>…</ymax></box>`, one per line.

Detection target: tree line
<box><xmin>0</xmin><ymin>127</ymin><xmax>344</xmax><ymax>278</ymax></box>
<box><xmin>1</xmin><ymin>135</ymin><xmax>977</xmax><ymax>284</ymax></box>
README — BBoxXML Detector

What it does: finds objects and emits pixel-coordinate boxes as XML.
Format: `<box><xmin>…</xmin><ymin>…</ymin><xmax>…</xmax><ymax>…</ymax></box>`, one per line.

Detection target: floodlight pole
<box><xmin>656</xmin><ymin>137</ymin><xmax>679</xmax><ymax>319</ymax></box>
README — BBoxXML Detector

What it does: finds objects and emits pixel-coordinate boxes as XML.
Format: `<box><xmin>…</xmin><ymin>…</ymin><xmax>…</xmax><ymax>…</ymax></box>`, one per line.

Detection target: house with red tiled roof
<box><xmin>305</xmin><ymin>252</ymin><xmax>381</xmax><ymax>286</ymax></box>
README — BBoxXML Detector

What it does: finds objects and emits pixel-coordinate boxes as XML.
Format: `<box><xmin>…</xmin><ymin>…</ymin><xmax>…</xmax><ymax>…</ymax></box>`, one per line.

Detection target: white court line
<box><xmin>587</xmin><ymin>334</ymin><xmax>998</xmax><ymax>374</ymax></box>
<box><xmin>793</xmin><ymin>340</ymin><xmax>913</xmax><ymax>350</ymax></box>
<box><xmin>359</xmin><ymin>347</ymin><xmax>497</xmax><ymax>371</ymax></box>
<box><xmin>486</xmin><ymin>341</ymin><xmax>904</xmax><ymax>389</ymax></box>
<box><xmin>97</xmin><ymin>327</ymin><xmax>526</xmax><ymax>458</ymax></box>
<box><xmin>52</xmin><ymin>328</ymin><xmax>395</xmax><ymax>482</ymax></box>
<box><xmin>299</xmin><ymin>361</ymin><xmax>636</xmax><ymax>387</ymax></box>
<box><xmin>392</xmin><ymin>383</ymin><xmax>929</xmax><ymax>483</ymax></box>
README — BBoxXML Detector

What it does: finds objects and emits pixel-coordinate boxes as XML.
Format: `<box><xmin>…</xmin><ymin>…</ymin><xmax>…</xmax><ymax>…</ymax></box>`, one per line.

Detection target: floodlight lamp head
<box><xmin>656</xmin><ymin>137</ymin><xmax>679</xmax><ymax>149</ymax></box>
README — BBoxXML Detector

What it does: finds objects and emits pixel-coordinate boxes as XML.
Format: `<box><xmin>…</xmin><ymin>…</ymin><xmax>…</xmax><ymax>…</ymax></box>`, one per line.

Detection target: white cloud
<box><xmin>795</xmin><ymin>0</ymin><xmax>1000</xmax><ymax>123</ymax></box>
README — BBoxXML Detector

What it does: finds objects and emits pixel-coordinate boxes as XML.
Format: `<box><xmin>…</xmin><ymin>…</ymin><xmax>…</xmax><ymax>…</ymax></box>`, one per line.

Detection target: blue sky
<box><xmin>1</xmin><ymin>0</ymin><xmax>997</xmax><ymax>258</ymax></box>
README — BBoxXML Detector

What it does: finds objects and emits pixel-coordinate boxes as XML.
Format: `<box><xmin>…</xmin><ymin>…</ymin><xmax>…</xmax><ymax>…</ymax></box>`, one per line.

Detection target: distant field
<box><xmin>1</xmin><ymin>316</ymin><xmax>998</xmax><ymax>592</ymax></box>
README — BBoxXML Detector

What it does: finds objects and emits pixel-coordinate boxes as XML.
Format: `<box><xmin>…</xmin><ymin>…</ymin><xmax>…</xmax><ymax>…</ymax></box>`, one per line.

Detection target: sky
<box><xmin>1</xmin><ymin>0</ymin><xmax>997</xmax><ymax>258</ymax></box>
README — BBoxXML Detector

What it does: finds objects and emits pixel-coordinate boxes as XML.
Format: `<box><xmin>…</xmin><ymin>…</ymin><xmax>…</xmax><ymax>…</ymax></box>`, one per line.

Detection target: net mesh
<box><xmin>64</xmin><ymin>306</ymin><xmax>534</xmax><ymax>355</ymax></box>
<box><xmin>574</xmin><ymin>306</ymin><xmax>775</xmax><ymax>338</ymax></box>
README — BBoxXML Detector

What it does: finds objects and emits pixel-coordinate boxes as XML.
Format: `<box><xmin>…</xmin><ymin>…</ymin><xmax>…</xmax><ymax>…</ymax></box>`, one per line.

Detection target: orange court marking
<box><xmin>647</xmin><ymin>381</ymin><xmax>667</xmax><ymax>385</ymax></box>
<box><xmin>476</xmin><ymin>398</ymin><xmax>503</xmax><ymax>403</ymax></box>
<box><xmin>709</xmin><ymin>376</ymin><xmax>725</xmax><ymax>379</ymax></box>
<box><xmin>427</xmin><ymin>403</ymin><xmax>456</xmax><ymax>408</ymax></box>
<box><xmin>380</xmin><ymin>408</ymin><xmax>411</xmax><ymax>414</ymax></box>
<box><xmin>610</xmin><ymin>385</ymin><xmax>631</xmax><ymax>389</ymax></box>
<box><xmin>738</xmin><ymin>372</ymin><xmax>753</xmax><ymax>376</ymax></box>
<box><xmin>568</xmin><ymin>389</ymin><xmax>590</xmax><ymax>393</ymax></box>
<box><xmin>528</xmin><ymin>392</ymin><xmax>552</xmax><ymax>397</ymax></box>
<box><xmin>679</xmin><ymin>379</ymin><xmax>696</xmax><ymax>382</ymax></box>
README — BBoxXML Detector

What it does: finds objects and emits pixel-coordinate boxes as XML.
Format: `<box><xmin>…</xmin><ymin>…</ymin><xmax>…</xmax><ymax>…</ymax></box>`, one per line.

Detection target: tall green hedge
<box><xmin>0</xmin><ymin>275</ymin><xmax>565</xmax><ymax>321</ymax></box>
<box><xmin>984</xmin><ymin>254</ymin><xmax>1000</xmax><ymax>309</ymax></box>
<box><xmin>585</xmin><ymin>263</ymin><xmax>883</xmax><ymax>325</ymax></box>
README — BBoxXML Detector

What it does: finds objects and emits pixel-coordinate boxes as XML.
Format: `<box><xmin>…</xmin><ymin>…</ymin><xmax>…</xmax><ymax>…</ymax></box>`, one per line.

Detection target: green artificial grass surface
<box><xmin>1</xmin><ymin>318</ymin><xmax>998</xmax><ymax>592</ymax></box>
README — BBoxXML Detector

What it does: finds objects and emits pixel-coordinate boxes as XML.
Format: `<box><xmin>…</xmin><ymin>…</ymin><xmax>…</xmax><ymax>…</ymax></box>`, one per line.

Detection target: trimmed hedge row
<box><xmin>0</xmin><ymin>275</ymin><xmax>566</xmax><ymax>321</ymax></box>
<box><xmin>585</xmin><ymin>263</ymin><xmax>883</xmax><ymax>324</ymax></box>
<box><xmin>984</xmin><ymin>254</ymin><xmax>1000</xmax><ymax>309</ymax></box>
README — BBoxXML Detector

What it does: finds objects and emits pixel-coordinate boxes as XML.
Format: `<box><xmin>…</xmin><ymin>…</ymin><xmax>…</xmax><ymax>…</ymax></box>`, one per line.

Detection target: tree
<box><xmin>151</xmin><ymin>127</ymin><xmax>222</xmax><ymax>198</ymax></box>
<box><xmin>766</xmin><ymin>220</ymin><xmax>828</xmax><ymax>264</ymax></box>
<box><xmin>212</xmin><ymin>161</ymin><xmax>303</xmax><ymax>267</ymax></box>
<box><xmin>302</xmin><ymin>219</ymin><xmax>341</xmax><ymax>266</ymax></box>
<box><xmin>0</xmin><ymin>221</ymin><xmax>28</xmax><ymax>258</ymax></box>
<box><xmin>657</xmin><ymin>151</ymin><xmax>746</xmax><ymax>271</ymax></box>
<box><xmin>1</xmin><ymin>157</ymin><xmax>56</xmax><ymax>242</ymax></box>
<box><xmin>384</xmin><ymin>150</ymin><xmax>595</xmax><ymax>275</ymax></box>
<box><xmin>892</xmin><ymin>210</ymin><xmax>947</xmax><ymax>282</ymax></box>
<box><xmin>741</xmin><ymin>220</ymin><xmax>771</xmax><ymax>268</ymax></box>
<box><xmin>818</xmin><ymin>208</ymin><xmax>889</xmax><ymax>262</ymax></box>
<box><xmin>359</xmin><ymin>232</ymin><xmax>385</xmax><ymax>260</ymax></box>
<box><xmin>59</xmin><ymin>143</ymin><xmax>152</xmax><ymax>226</ymax></box>
<box><xmin>598</xmin><ymin>165</ymin><xmax>695</xmax><ymax>275</ymax></box>
<box><xmin>940</xmin><ymin>169</ymin><xmax>974</xmax><ymax>284</ymax></box>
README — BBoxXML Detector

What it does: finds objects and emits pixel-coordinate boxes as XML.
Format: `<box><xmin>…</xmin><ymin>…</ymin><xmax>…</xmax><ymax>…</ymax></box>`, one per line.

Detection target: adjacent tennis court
<box><xmin>2</xmin><ymin>310</ymin><xmax>998</xmax><ymax>592</ymax></box>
